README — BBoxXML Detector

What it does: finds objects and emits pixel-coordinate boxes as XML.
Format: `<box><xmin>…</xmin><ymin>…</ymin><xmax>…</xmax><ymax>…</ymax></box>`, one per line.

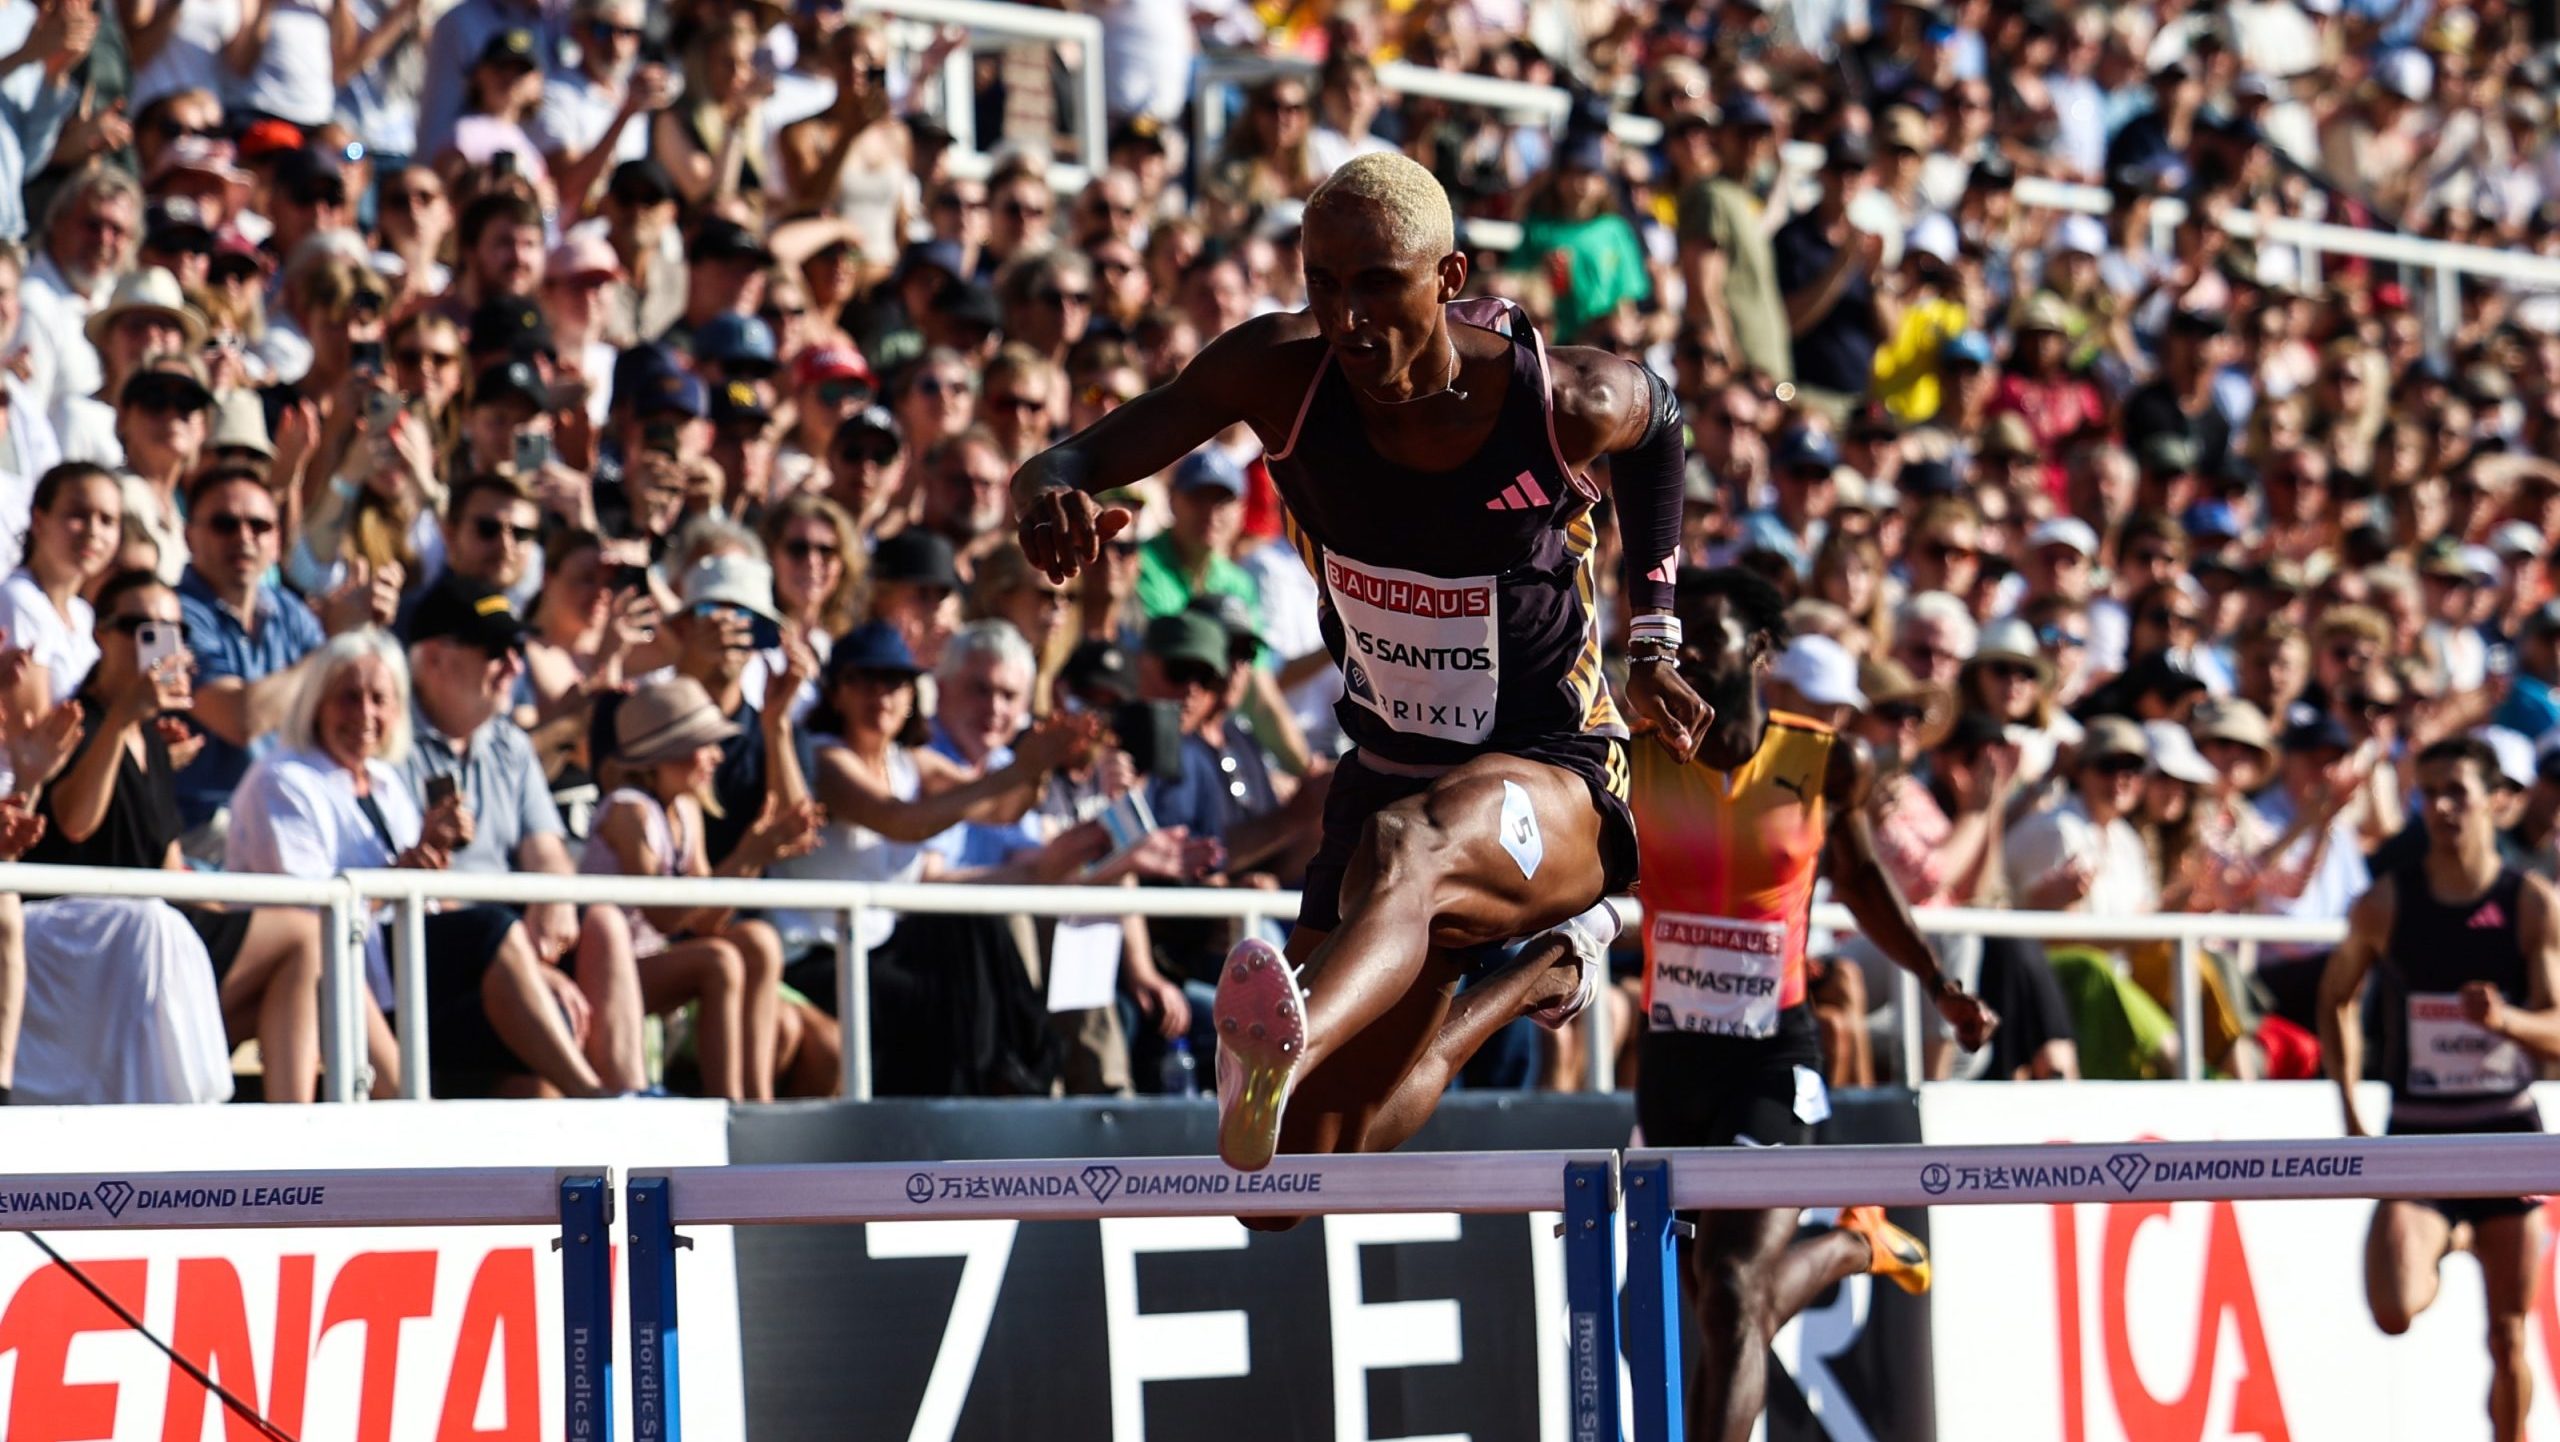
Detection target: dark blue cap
<box><xmin>2182</xmin><ymin>500</ymin><xmax>2241</xmax><ymax>539</ymax></box>
<box><xmin>2281</xmin><ymin>714</ymin><xmax>2353</xmax><ymax>753</ymax></box>
<box><xmin>612</xmin><ymin>343</ymin><xmax>681</xmax><ymax>410</ymax></box>
<box><xmin>1774</xmin><ymin>428</ymin><xmax>1840</xmax><ymax>474</ymax></box>
<box><xmin>897</xmin><ymin>239</ymin><xmax>968</xmax><ymax>283</ymax></box>
<box><xmin>827</xmin><ymin>621</ymin><xmax>923</xmax><ymax>678</ymax></box>
<box><xmin>1719</xmin><ymin>94</ymin><xmax>1776</xmax><ymax>128</ymax></box>
<box><xmin>1902</xmin><ymin>457</ymin><xmax>1965</xmax><ymax>496</ymax></box>
<box><xmin>1558</xmin><ymin>129</ymin><xmax>1610</xmax><ymax>173</ymax></box>
<box><xmin>1175</xmin><ymin>448</ymin><xmax>1246</xmax><ymax>495</ymax></box>
<box><xmin>639</xmin><ymin>370</ymin><xmax>708</xmax><ymax>419</ymax></box>
<box><xmin>697</xmin><ymin>313</ymin><xmax>779</xmax><ymax>373</ymax></box>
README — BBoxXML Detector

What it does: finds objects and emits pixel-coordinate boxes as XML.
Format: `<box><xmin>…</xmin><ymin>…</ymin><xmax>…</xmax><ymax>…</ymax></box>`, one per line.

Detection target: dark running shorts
<box><xmin>2389</xmin><ymin>1105</ymin><xmax>2546</xmax><ymax>1226</ymax></box>
<box><xmin>1635</xmin><ymin>1006</ymin><xmax>1828</xmax><ymax>1150</ymax></box>
<box><xmin>1296</xmin><ymin>733</ymin><xmax>1638</xmax><ymax>933</ymax></box>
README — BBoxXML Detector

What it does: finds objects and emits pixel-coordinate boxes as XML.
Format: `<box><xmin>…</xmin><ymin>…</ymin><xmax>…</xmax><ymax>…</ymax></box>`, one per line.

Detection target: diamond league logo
<box><xmin>905</xmin><ymin>1173</ymin><xmax>935</xmax><ymax>1205</ymax></box>
<box><xmin>93</xmin><ymin>1180</ymin><xmax>134</xmax><ymax>1218</ymax></box>
<box><xmin>1919</xmin><ymin>1163</ymin><xmax>1952</xmax><ymax>1196</ymax></box>
<box><xmin>2105</xmin><ymin>1152</ymin><xmax>2152</xmax><ymax>1194</ymax></box>
<box><xmin>1080</xmin><ymin>1164</ymin><xmax>1125</xmax><ymax>1204</ymax></box>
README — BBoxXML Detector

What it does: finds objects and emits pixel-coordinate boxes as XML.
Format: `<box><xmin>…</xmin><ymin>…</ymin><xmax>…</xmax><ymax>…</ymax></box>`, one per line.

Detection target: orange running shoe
<box><xmin>1836</xmin><ymin>1206</ymin><xmax>1932</xmax><ymax>1295</ymax></box>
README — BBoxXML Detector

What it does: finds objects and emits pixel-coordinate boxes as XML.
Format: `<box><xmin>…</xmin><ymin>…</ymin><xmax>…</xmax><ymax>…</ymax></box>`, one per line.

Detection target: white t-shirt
<box><xmin>237</xmin><ymin>0</ymin><xmax>337</xmax><ymax>124</ymax></box>
<box><xmin>129</xmin><ymin>0</ymin><xmax>243</xmax><ymax>109</ymax></box>
<box><xmin>0</xmin><ymin>569</ymin><xmax>96</xmax><ymax>703</ymax></box>
<box><xmin>2003</xmin><ymin>793</ymin><xmax>2158</xmax><ymax>918</ymax></box>
<box><xmin>529</xmin><ymin>66</ymin><xmax>644</xmax><ymax>167</ymax></box>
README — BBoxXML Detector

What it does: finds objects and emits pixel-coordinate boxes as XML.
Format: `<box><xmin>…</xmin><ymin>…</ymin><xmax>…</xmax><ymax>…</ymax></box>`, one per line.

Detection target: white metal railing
<box><xmin>862</xmin><ymin>0</ymin><xmax>1107</xmax><ymax>188</ymax></box>
<box><xmin>0</xmin><ymin>861</ymin><xmax>2348</xmax><ymax>1104</ymax></box>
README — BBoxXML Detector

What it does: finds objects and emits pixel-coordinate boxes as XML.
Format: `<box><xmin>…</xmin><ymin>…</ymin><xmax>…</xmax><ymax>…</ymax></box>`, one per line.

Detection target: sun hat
<box><xmin>614</xmin><ymin>676</ymin><xmax>742</xmax><ymax>766</ymax></box>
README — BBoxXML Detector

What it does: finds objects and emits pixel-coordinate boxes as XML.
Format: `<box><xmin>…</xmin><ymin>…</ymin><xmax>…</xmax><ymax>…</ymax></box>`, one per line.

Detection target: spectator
<box><xmin>869</xmin><ymin>529</ymin><xmax>964</xmax><ymax>674</ymax></box>
<box><xmin>1138</xmin><ymin>448</ymin><xmax>1258</xmax><ymax>622</ymax></box>
<box><xmin>530</xmin><ymin>0</ymin><xmax>670</xmax><ymax>216</ymax></box>
<box><xmin>1509</xmin><ymin>130</ymin><xmax>1650</xmax><ymax>344</ymax></box>
<box><xmin>0</xmin><ymin>461</ymin><xmax>120</xmax><ymax>708</ymax></box>
<box><xmin>228</xmin><ymin>629</ymin><xmax>612</xmax><ymax>1097</ymax></box>
<box><xmin>775</xmin><ymin>21</ymin><xmax>912</xmax><ymax>256</ymax></box>
<box><xmin>23</xmin><ymin>164</ymin><xmax>143</xmax><ymax>429</ymax></box>
<box><xmin>1774</xmin><ymin>135</ymin><xmax>1886</xmax><ymax>411</ymax></box>
<box><xmin>177</xmin><ymin>470</ymin><xmax>387</xmax><ymax>844</ymax></box>
<box><xmin>775</xmin><ymin>624</ymin><xmax>1088</xmax><ymax>1094</ymax></box>
<box><xmin>918</xmin><ymin>426</ymin><xmax>1017</xmax><ymax>575</ymax></box>
<box><xmin>652</xmin><ymin>14</ymin><xmax>773</xmax><ymax>212</ymax></box>
<box><xmin>581</xmin><ymin>673</ymin><xmax>825</xmax><ymax>1099</ymax></box>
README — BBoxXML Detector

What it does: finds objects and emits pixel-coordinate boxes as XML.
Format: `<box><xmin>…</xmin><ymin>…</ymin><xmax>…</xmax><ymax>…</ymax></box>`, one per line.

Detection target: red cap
<box><xmin>794</xmin><ymin>344</ymin><xmax>874</xmax><ymax>389</ymax></box>
<box><xmin>239</xmin><ymin>119</ymin><xmax>307</xmax><ymax>161</ymax></box>
<box><xmin>2374</xmin><ymin>281</ymin><xmax>2409</xmax><ymax>311</ymax></box>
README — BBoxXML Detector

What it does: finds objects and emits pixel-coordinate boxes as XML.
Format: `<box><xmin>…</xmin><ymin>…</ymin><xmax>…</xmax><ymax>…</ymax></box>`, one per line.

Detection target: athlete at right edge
<box><xmin>1635</xmin><ymin>569</ymin><xmax>1996</xmax><ymax>1442</ymax></box>
<box><xmin>2323</xmin><ymin>737</ymin><xmax>2560</xmax><ymax>1442</ymax></box>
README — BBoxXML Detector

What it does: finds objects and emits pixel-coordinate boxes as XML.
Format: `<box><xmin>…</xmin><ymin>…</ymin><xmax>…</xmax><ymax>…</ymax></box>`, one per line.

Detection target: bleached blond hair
<box><xmin>1305</xmin><ymin>152</ymin><xmax>1456</xmax><ymax>260</ymax></box>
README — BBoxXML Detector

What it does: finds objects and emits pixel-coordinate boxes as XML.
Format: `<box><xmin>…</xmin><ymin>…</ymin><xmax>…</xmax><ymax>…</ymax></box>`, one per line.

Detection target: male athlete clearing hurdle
<box><xmin>1015</xmin><ymin>152</ymin><xmax>1707</xmax><ymax>1173</ymax></box>
<box><xmin>1633</xmin><ymin>568</ymin><xmax>1994</xmax><ymax>1442</ymax></box>
<box><xmin>2323</xmin><ymin>737</ymin><xmax>2560</xmax><ymax>1442</ymax></box>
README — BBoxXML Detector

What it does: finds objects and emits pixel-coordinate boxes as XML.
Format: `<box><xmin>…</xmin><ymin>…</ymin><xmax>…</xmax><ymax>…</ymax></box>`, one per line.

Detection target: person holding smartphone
<box><xmin>14</xmin><ymin>570</ymin><xmax>354</xmax><ymax>1104</ymax></box>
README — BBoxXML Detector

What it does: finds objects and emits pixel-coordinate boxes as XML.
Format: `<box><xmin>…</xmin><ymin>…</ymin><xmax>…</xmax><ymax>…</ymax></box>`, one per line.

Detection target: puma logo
<box><xmin>1771</xmin><ymin>774</ymin><xmax>1810</xmax><ymax>805</ymax></box>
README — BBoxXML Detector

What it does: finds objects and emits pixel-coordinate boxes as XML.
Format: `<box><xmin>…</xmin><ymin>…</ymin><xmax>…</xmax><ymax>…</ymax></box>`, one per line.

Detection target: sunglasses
<box><xmin>935</xmin><ymin>193</ymin><xmax>990</xmax><ymax>211</ymax></box>
<box><xmin>783</xmin><ymin>538</ymin><xmax>842</xmax><ymax>561</ymax></box>
<box><xmin>1000</xmin><ymin>200</ymin><xmax>1050</xmax><ymax>220</ymax></box>
<box><xmin>397</xmin><ymin>348</ymin><xmax>461</xmax><ymax>369</ymax></box>
<box><xmin>2091</xmin><ymin>755</ymin><xmax>2148</xmax><ymax>776</ymax></box>
<box><xmin>103</xmin><ymin>612</ymin><xmax>176</xmax><ymax>634</ymax></box>
<box><xmin>1876</xmin><ymin>701</ymin><xmax>1928</xmax><ymax>724</ymax></box>
<box><xmin>589</xmin><ymin>20</ymin><xmax>643</xmax><ymax>40</ymax></box>
<box><xmin>1107</xmin><ymin>539</ymin><xmax>1142</xmax><ymax>558</ymax></box>
<box><xmin>815</xmin><ymin>380</ymin><xmax>872</xmax><ymax>408</ymax></box>
<box><xmin>2142</xmin><ymin>608</ymin><xmax>2200</xmax><ymax>627</ymax></box>
<box><xmin>1985</xmin><ymin>660</ymin><xmax>2040</xmax><ymax>682</ymax></box>
<box><xmin>471</xmin><ymin>516</ymin><xmax>540</xmax><ymax>546</ymax></box>
<box><xmin>204</xmin><ymin>512</ymin><xmax>278</xmax><ymax>538</ymax></box>
<box><xmin>1924</xmin><ymin>540</ymin><xmax>1978</xmax><ymax>563</ymax></box>
<box><xmin>1037</xmin><ymin>288</ymin><xmax>1092</xmax><ymax>309</ymax></box>
<box><xmin>989</xmin><ymin>393</ymin><xmax>1048</xmax><ymax>413</ymax></box>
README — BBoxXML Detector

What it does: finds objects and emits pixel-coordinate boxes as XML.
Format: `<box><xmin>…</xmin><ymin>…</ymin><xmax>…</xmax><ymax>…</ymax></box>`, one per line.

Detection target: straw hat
<box><xmin>1858</xmin><ymin>656</ymin><xmax>1954</xmax><ymax>751</ymax></box>
<box><xmin>613</xmin><ymin>677</ymin><xmax>742</xmax><ymax>766</ymax></box>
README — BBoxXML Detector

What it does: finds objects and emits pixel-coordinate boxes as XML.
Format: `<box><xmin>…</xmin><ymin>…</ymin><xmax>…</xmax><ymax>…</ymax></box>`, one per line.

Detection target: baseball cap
<box><xmin>1174</xmin><ymin>448</ymin><xmax>1246</xmax><ymax>496</ymax></box>
<box><xmin>2281</xmin><ymin>714</ymin><xmax>2354</xmax><ymax>753</ymax></box>
<box><xmin>2181</xmin><ymin>500</ymin><xmax>2241</xmax><ymax>540</ymax></box>
<box><xmin>1189</xmin><ymin>592</ymin><xmax>1264</xmax><ymax>658</ymax></box>
<box><xmin>827</xmin><ymin>620</ymin><xmax>924</xmax><ymax>678</ymax></box>
<box><xmin>871</xmin><ymin>530</ymin><xmax>962</xmax><ymax>590</ymax></box>
<box><xmin>404</xmin><ymin>574</ymin><xmax>530</xmax><ymax>653</ymax></box>
<box><xmin>2029</xmin><ymin>517</ymin><xmax>2099</xmax><ymax>557</ymax></box>
<box><xmin>896</xmin><ymin>239</ymin><xmax>969</xmax><ymax>285</ymax></box>
<box><xmin>469</xmin><ymin>295</ymin><xmax>554</xmax><ymax>359</ymax></box>
<box><xmin>692</xmin><ymin>216</ymin><xmax>776</xmax><ymax>268</ymax></box>
<box><xmin>1774</xmin><ymin>428</ymin><xmax>1840</xmax><ymax>474</ymax></box>
<box><xmin>637</xmin><ymin>370</ymin><xmax>709</xmax><ymax>419</ymax></box>
<box><xmin>696</xmin><ymin>313</ymin><xmax>780</xmax><ymax>375</ymax></box>
<box><xmin>1900</xmin><ymin>458</ymin><xmax>1964</xmax><ymax>497</ymax></box>
<box><xmin>2080</xmin><ymin>715</ymin><xmax>2149</xmax><ymax>765</ymax></box>
<box><xmin>271</xmin><ymin>147</ymin><xmax>349</xmax><ymax>205</ymax></box>
<box><xmin>1942</xmin><ymin>330</ymin><xmax>1994</xmax><ymax>368</ymax></box>
<box><xmin>144</xmin><ymin>197</ymin><xmax>215</xmax><ymax>250</ymax></box>
<box><xmin>1143</xmin><ymin>612</ymin><xmax>1232</xmax><ymax>675</ymax></box>
<box><xmin>2052</xmin><ymin>214</ymin><xmax>2108</xmax><ymax>257</ymax></box>
<box><xmin>472</xmin><ymin>358</ymin><xmax>549</xmax><ymax>412</ymax></box>
<box><xmin>793</xmin><ymin>345</ymin><xmax>875</xmax><ymax>391</ymax></box>
<box><xmin>1060</xmin><ymin>639</ymin><xmax>1138</xmax><ymax>703</ymax></box>
<box><xmin>931</xmin><ymin>279</ymin><xmax>1003</xmax><ymax>332</ymax></box>
<box><xmin>1771</xmin><ymin>634</ymin><xmax>1866</xmax><ymax>710</ymax></box>
<box><xmin>2491</xmin><ymin>521</ymin><xmax>2545</xmax><ymax>559</ymax></box>
<box><xmin>476</xmin><ymin>26</ymin><xmax>541</xmax><ymax>69</ymax></box>
<box><xmin>150</xmin><ymin>135</ymin><xmax>250</xmax><ymax>187</ymax></box>
<box><xmin>711</xmin><ymin>378</ymin><xmax>773</xmax><ymax>425</ymax></box>
<box><xmin>681</xmin><ymin>553</ymin><xmax>785</xmax><ymax>630</ymax></box>
<box><xmin>1718</xmin><ymin>94</ymin><xmax>1776</xmax><ymax>129</ymax></box>
<box><xmin>1109</xmin><ymin>114</ymin><xmax>1170</xmax><ymax>154</ymax></box>
<box><xmin>2137</xmin><ymin>431</ymin><xmax>2199</xmax><ymax>474</ymax></box>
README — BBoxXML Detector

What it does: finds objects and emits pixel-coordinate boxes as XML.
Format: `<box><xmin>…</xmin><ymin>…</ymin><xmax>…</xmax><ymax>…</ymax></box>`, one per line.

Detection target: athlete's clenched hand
<box><xmin>1625</xmin><ymin>658</ymin><xmax>1711</xmax><ymax>762</ymax></box>
<box><xmin>1936</xmin><ymin>987</ymin><xmax>1999</xmax><ymax>1052</ymax></box>
<box><xmin>1017</xmin><ymin>485</ymin><xmax>1134</xmax><ymax>585</ymax></box>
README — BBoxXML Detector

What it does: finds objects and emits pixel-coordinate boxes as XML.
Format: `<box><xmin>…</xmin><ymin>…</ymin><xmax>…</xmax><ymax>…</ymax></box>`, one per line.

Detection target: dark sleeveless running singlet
<box><xmin>1263</xmin><ymin>298</ymin><xmax>1621</xmax><ymax>771</ymax></box>
<box><xmin>2382</xmin><ymin>862</ymin><xmax>2536</xmax><ymax>1124</ymax></box>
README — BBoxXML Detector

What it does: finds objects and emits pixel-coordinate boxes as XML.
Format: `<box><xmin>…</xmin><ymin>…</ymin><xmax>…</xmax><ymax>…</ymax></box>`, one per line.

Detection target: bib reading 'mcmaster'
<box><xmin>1264</xmin><ymin>299</ymin><xmax>1622</xmax><ymax>769</ymax></box>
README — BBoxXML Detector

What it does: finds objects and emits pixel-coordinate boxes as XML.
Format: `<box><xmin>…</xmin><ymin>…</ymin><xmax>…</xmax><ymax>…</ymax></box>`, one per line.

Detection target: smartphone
<box><xmin>606</xmin><ymin>563</ymin><xmax>652</xmax><ymax>592</ymax></box>
<box><xmin>491</xmin><ymin>149</ymin><xmax>519</xmax><ymax>179</ymax></box>
<box><xmin>640</xmin><ymin>420</ymin><xmax>682</xmax><ymax>458</ymax></box>
<box><xmin>351</xmin><ymin>339</ymin><xmax>384</xmax><ymax>374</ymax></box>
<box><xmin>1111</xmin><ymin>699</ymin><xmax>1185</xmax><ymax>782</ymax></box>
<box><xmin>365</xmin><ymin>388</ymin><xmax>401</xmax><ymax>431</ymax></box>
<box><xmin>514</xmin><ymin>431</ymin><xmax>552</xmax><ymax>474</ymax></box>
<box><xmin>425</xmin><ymin>774</ymin><xmax>459</xmax><ymax>809</ymax></box>
<box><xmin>135</xmin><ymin>620</ymin><xmax>179</xmax><ymax>676</ymax></box>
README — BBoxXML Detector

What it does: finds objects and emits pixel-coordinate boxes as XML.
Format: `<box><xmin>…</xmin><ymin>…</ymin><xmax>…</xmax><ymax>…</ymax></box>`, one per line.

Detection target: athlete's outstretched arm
<box><xmin>1821</xmin><ymin>736</ymin><xmax>1998</xmax><ymax>1050</ymax></box>
<box><xmin>2460</xmin><ymin>872</ymin><xmax>2560</xmax><ymax>1059</ymax></box>
<box><xmin>1012</xmin><ymin>315</ymin><xmax>1278</xmax><ymax>583</ymax></box>
<box><xmin>1549</xmin><ymin>348</ymin><xmax>1709</xmax><ymax>758</ymax></box>
<box><xmin>2320</xmin><ymin>881</ymin><xmax>2391</xmax><ymax>1136</ymax></box>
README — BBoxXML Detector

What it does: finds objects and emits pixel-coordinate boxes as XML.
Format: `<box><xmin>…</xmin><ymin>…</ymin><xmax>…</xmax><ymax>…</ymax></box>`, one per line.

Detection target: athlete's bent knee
<box><xmin>1359</xmin><ymin>806</ymin><xmax>1457</xmax><ymax>890</ymax></box>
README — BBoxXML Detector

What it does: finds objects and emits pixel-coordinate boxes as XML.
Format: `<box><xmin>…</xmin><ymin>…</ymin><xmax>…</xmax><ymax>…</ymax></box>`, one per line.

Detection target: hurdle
<box><xmin>0</xmin><ymin>1166</ymin><xmax>617</xmax><ymax>1439</ymax></box>
<box><xmin>624</xmin><ymin>1151</ymin><xmax>1625</xmax><ymax>1441</ymax></box>
<box><xmin>1619</xmin><ymin>1133</ymin><xmax>2560</xmax><ymax>1442</ymax></box>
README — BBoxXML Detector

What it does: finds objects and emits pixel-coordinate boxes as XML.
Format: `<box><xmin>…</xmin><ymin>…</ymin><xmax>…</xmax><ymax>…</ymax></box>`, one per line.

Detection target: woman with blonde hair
<box><xmin>1207</xmin><ymin>77</ymin><xmax>1325</xmax><ymax>221</ymax></box>
<box><xmin>654</xmin><ymin>12</ymin><xmax>775</xmax><ymax>213</ymax></box>
<box><xmin>778</xmin><ymin>20</ymin><xmax>917</xmax><ymax>267</ymax></box>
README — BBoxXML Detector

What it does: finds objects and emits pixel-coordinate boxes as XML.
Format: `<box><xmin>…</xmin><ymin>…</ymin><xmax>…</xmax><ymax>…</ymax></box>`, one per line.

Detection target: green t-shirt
<box><xmin>1136</xmin><ymin>533</ymin><xmax>1259</xmax><ymax>621</ymax></box>
<box><xmin>1509</xmin><ymin>212</ymin><xmax>1652</xmax><ymax>344</ymax></box>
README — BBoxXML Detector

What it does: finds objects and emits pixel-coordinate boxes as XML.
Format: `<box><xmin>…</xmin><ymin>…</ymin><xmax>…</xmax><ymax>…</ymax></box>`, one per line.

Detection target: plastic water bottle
<box><xmin>1161</xmin><ymin>1038</ymin><xmax>1200</xmax><ymax>1097</ymax></box>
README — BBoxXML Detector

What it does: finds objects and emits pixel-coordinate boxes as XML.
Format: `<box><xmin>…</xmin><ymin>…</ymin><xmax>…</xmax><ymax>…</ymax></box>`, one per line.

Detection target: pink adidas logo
<box><xmin>1485</xmin><ymin>471</ymin><xmax>1552</xmax><ymax>512</ymax></box>
<box><xmin>2470</xmin><ymin>901</ymin><xmax>2507</xmax><ymax>929</ymax></box>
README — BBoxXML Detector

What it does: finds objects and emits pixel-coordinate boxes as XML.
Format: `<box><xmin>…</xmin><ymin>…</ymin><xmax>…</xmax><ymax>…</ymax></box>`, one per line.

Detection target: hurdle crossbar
<box><xmin>0</xmin><ymin>1167</ymin><xmax>618</xmax><ymax>1439</ymax></box>
<box><xmin>1630</xmin><ymin>1133</ymin><xmax>2560</xmax><ymax>1210</ymax></box>
<box><xmin>623</xmin><ymin>1151</ymin><xmax>1624</xmax><ymax>1441</ymax></box>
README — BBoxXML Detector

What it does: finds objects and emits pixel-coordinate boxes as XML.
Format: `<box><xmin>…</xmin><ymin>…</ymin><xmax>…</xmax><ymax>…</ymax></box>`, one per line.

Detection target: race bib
<box><xmin>2406</xmin><ymin>992</ymin><xmax>2533</xmax><ymax>1098</ymax></box>
<box><xmin>1647</xmin><ymin>912</ymin><xmax>1788</xmax><ymax>1039</ymax></box>
<box><xmin>1323</xmin><ymin>553</ymin><xmax>1499</xmax><ymax>744</ymax></box>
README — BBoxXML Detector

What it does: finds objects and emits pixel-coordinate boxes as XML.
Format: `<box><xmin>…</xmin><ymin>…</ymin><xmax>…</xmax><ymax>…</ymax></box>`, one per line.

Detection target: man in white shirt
<box><xmin>528</xmin><ymin>0</ymin><xmax>672</xmax><ymax>212</ymax></box>
<box><xmin>21</xmin><ymin>165</ymin><xmax>141</xmax><ymax>439</ymax></box>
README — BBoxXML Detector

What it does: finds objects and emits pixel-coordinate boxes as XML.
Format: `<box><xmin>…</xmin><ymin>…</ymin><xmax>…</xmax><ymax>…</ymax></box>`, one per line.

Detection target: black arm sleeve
<box><xmin>1616</xmin><ymin>366</ymin><xmax>1687</xmax><ymax>615</ymax></box>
